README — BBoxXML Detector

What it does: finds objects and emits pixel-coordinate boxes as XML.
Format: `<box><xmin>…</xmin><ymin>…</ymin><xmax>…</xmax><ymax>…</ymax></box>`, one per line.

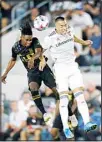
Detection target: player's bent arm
<box><xmin>29</xmin><ymin>47</ymin><xmax>43</xmax><ymax>62</ymax></box>
<box><xmin>3</xmin><ymin>58</ymin><xmax>16</xmax><ymax>75</ymax></box>
<box><xmin>1</xmin><ymin>58</ymin><xmax>16</xmax><ymax>83</ymax></box>
<box><xmin>74</xmin><ymin>35</ymin><xmax>87</xmax><ymax>45</ymax></box>
<box><xmin>74</xmin><ymin>35</ymin><xmax>93</xmax><ymax>46</ymax></box>
<box><xmin>39</xmin><ymin>54</ymin><xmax>47</xmax><ymax>71</ymax></box>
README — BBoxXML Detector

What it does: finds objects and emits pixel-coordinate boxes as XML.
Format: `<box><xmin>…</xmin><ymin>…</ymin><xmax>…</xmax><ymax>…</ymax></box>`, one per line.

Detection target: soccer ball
<box><xmin>33</xmin><ymin>15</ymin><xmax>49</xmax><ymax>31</ymax></box>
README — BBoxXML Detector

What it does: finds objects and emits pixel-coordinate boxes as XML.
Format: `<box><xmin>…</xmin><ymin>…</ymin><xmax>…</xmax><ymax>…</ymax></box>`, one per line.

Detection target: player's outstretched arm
<box><xmin>1</xmin><ymin>58</ymin><xmax>16</xmax><ymax>84</ymax></box>
<box><xmin>74</xmin><ymin>35</ymin><xmax>93</xmax><ymax>46</ymax></box>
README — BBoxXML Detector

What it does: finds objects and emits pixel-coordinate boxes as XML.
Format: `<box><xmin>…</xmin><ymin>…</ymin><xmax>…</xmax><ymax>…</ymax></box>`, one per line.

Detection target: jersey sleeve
<box><xmin>12</xmin><ymin>47</ymin><xmax>17</xmax><ymax>60</ymax></box>
<box><xmin>42</xmin><ymin>36</ymin><xmax>51</xmax><ymax>50</ymax></box>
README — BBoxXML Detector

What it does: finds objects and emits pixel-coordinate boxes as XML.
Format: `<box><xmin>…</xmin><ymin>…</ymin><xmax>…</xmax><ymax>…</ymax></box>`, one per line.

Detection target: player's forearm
<box><xmin>4</xmin><ymin>58</ymin><xmax>16</xmax><ymax>75</ymax></box>
<box><xmin>39</xmin><ymin>55</ymin><xmax>47</xmax><ymax>62</ymax></box>
<box><xmin>34</xmin><ymin>52</ymin><xmax>42</xmax><ymax>60</ymax></box>
<box><xmin>74</xmin><ymin>35</ymin><xmax>86</xmax><ymax>45</ymax></box>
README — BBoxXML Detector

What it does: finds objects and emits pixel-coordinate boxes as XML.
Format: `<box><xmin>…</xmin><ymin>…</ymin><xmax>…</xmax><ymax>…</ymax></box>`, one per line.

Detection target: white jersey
<box><xmin>42</xmin><ymin>26</ymin><xmax>76</xmax><ymax>64</ymax></box>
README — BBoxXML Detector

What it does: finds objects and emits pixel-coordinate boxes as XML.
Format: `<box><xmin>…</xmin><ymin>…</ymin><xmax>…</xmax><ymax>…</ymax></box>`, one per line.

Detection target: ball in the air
<box><xmin>34</xmin><ymin>15</ymin><xmax>49</xmax><ymax>31</ymax></box>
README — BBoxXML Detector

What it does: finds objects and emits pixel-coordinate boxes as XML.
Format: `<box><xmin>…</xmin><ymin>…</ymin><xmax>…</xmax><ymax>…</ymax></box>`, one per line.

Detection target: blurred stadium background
<box><xmin>1</xmin><ymin>0</ymin><xmax>101</xmax><ymax>141</ymax></box>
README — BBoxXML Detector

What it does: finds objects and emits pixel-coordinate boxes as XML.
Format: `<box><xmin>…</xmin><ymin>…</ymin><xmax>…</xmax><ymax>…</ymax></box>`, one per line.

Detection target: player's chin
<box><xmin>62</xmin><ymin>31</ymin><xmax>67</xmax><ymax>34</ymax></box>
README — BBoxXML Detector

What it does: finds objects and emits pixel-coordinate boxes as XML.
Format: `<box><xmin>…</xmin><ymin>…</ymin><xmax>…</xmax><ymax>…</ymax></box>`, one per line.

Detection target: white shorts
<box><xmin>54</xmin><ymin>62</ymin><xmax>84</xmax><ymax>92</ymax></box>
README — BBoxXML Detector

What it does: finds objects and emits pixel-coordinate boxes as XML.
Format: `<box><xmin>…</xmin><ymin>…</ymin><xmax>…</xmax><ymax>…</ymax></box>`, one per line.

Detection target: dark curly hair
<box><xmin>20</xmin><ymin>21</ymin><xmax>32</xmax><ymax>35</ymax></box>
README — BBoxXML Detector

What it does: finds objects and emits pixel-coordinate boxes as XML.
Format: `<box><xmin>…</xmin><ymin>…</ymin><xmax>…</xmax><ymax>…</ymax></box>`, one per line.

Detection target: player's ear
<box><xmin>21</xmin><ymin>35</ymin><xmax>24</xmax><ymax>40</ymax></box>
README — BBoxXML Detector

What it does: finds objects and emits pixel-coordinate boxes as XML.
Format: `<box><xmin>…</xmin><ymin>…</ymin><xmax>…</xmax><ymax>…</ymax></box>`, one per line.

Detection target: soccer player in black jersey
<box><xmin>1</xmin><ymin>22</ymin><xmax>59</xmax><ymax>123</ymax></box>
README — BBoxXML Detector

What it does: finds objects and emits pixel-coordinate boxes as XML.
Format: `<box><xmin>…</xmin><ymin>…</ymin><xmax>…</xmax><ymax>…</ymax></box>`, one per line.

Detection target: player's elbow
<box><xmin>11</xmin><ymin>57</ymin><xmax>16</xmax><ymax>61</ymax></box>
<box><xmin>10</xmin><ymin>58</ymin><xmax>17</xmax><ymax>65</ymax></box>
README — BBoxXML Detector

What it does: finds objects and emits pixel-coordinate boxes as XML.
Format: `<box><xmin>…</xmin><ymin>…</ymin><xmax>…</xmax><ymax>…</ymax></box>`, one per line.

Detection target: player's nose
<box><xmin>27</xmin><ymin>41</ymin><xmax>31</xmax><ymax>45</ymax></box>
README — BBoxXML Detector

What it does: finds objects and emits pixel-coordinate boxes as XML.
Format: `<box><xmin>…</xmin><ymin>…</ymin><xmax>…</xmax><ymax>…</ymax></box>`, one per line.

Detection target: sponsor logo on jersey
<box><xmin>56</xmin><ymin>38</ymin><xmax>73</xmax><ymax>47</ymax></box>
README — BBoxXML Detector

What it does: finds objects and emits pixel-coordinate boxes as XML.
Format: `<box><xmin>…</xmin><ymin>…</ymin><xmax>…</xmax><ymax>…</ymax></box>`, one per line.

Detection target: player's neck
<box><xmin>20</xmin><ymin>40</ymin><xmax>26</xmax><ymax>47</ymax></box>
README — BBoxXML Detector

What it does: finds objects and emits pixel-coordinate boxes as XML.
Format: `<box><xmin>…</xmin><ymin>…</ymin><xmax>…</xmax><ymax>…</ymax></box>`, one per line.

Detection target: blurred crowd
<box><xmin>1</xmin><ymin>0</ymin><xmax>101</xmax><ymax>141</ymax></box>
<box><xmin>0</xmin><ymin>90</ymin><xmax>55</xmax><ymax>141</ymax></box>
<box><xmin>0</xmin><ymin>81</ymin><xmax>101</xmax><ymax>141</ymax></box>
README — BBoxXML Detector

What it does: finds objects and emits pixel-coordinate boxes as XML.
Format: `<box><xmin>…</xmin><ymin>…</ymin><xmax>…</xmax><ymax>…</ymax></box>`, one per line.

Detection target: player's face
<box><xmin>55</xmin><ymin>20</ymin><xmax>68</xmax><ymax>34</ymax></box>
<box><xmin>21</xmin><ymin>35</ymin><xmax>32</xmax><ymax>47</ymax></box>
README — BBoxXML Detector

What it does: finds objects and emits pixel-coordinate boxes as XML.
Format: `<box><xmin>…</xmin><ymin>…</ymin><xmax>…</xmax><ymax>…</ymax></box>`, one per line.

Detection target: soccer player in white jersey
<box><xmin>42</xmin><ymin>17</ymin><xmax>97</xmax><ymax>139</ymax></box>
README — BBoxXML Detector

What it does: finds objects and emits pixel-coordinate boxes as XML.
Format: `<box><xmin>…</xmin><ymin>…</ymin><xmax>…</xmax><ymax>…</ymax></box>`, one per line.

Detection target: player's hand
<box><xmin>39</xmin><ymin>61</ymin><xmax>46</xmax><ymax>71</ymax></box>
<box><xmin>39</xmin><ymin>58</ymin><xmax>46</xmax><ymax>71</ymax></box>
<box><xmin>1</xmin><ymin>74</ymin><xmax>7</xmax><ymax>84</ymax></box>
<box><xmin>84</xmin><ymin>40</ymin><xmax>93</xmax><ymax>46</ymax></box>
<box><xmin>28</xmin><ymin>59</ymin><xmax>34</xmax><ymax>69</ymax></box>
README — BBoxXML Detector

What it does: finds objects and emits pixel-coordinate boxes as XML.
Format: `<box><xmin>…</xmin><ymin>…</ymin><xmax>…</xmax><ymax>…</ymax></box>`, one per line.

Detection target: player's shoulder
<box><xmin>44</xmin><ymin>29</ymin><xmax>56</xmax><ymax>40</ymax></box>
<box><xmin>12</xmin><ymin>41</ymin><xmax>20</xmax><ymax>49</ymax></box>
<box><xmin>12</xmin><ymin>41</ymin><xmax>21</xmax><ymax>53</ymax></box>
<box><xmin>48</xmin><ymin>29</ymin><xmax>56</xmax><ymax>37</ymax></box>
<box><xmin>32</xmin><ymin>37</ymin><xmax>41</xmax><ymax>47</ymax></box>
<box><xmin>32</xmin><ymin>37</ymin><xmax>39</xmax><ymax>41</ymax></box>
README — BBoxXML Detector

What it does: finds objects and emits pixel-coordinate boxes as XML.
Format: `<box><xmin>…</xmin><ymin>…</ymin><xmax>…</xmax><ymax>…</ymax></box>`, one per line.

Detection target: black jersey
<box><xmin>12</xmin><ymin>37</ymin><xmax>42</xmax><ymax>71</ymax></box>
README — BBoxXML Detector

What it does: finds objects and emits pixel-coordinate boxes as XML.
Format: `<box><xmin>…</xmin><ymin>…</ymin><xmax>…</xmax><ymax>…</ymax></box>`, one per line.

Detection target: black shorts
<box><xmin>27</xmin><ymin>64</ymin><xmax>56</xmax><ymax>89</ymax></box>
<box><xmin>53</xmin><ymin>114</ymin><xmax>63</xmax><ymax>130</ymax></box>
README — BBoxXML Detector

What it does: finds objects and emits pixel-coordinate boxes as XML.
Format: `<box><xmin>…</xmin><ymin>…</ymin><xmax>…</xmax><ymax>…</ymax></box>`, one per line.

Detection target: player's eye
<box><xmin>26</xmin><ymin>39</ymin><xmax>32</xmax><ymax>42</ymax></box>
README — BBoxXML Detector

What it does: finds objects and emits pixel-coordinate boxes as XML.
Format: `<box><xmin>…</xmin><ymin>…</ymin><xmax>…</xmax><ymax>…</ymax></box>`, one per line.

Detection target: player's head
<box><xmin>55</xmin><ymin>16</ymin><xmax>68</xmax><ymax>34</ymax></box>
<box><xmin>20</xmin><ymin>22</ymin><xmax>33</xmax><ymax>47</ymax></box>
